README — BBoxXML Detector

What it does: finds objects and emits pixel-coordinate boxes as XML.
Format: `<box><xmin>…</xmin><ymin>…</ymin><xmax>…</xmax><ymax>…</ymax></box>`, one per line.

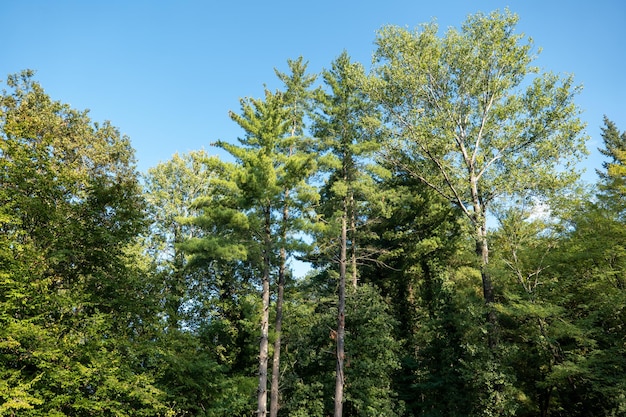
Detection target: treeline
<box><xmin>2</xmin><ymin>10</ymin><xmax>625</xmax><ymax>417</ymax></box>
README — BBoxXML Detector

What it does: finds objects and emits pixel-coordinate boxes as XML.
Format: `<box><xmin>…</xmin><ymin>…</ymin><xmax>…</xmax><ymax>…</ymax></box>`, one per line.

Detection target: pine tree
<box><xmin>144</xmin><ymin>151</ymin><xmax>258</xmax><ymax>416</ymax></box>
<box><xmin>311</xmin><ymin>51</ymin><xmax>386</xmax><ymax>417</ymax></box>
<box><xmin>597</xmin><ymin>116</ymin><xmax>626</xmax><ymax>216</ymax></box>
<box><xmin>214</xmin><ymin>87</ymin><xmax>316</xmax><ymax>417</ymax></box>
<box><xmin>270</xmin><ymin>57</ymin><xmax>318</xmax><ymax>417</ymax></box>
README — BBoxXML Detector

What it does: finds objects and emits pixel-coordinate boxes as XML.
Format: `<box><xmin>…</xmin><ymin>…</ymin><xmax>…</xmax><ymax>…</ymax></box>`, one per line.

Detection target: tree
<box><xmin>144</xmin><ymin>152</ymin><xmax>258</xmax><ymax>416</ymax></box>
<box><xmin>0</xmin><ymin>71</ymin><xmax>169</xmax><ymax>415</ymax></box>
<box><xmin>143</xmin><ymin>150</ymin><xmax>213</xmax><ymax>330</ymax></box>
<box><xmin>487</xmin><ymin>150</ymin><xmax>626</xmax><ymax>416</ymax></box>
<box><xmin>368</xmin><ymin>9</ymin><xmax>587</xmax><ymax>354</ymax></box>
<box><xmin>269</xmin><ymin>56</ymin><xmax>318</xmax><ymax>417</ymax></box>
<box><xmin>360</xmin><ymin>173</ymin><xmax>474</xmax><ymax>416</ymax></box>
<box><xmin>280</xmin><ymin>282</ymin><xmax>401</xmax><ymax>417</ymax></box>
<box><xmin>525</xmin><ymin>203</ymin><xmax>626</xmax><ymax>416</ymax></box>
<box><xmin>311</xmin><ymin>51</ymin><xmax>385</xmax><ymax>417</ymax></box>
<box><xmin>213</xmin><ymin>87</ymin><xmax>315</xmax><ymax>417</ymax></box>
<box><xmin>597</xmin><ymin>116</ymin><xmax>626</xmax><ymax>216</ymax></box>
<box><xmin>489</xmin><ymin>206</ymin><xmax>564</xmax><ymax>416</ymax></box>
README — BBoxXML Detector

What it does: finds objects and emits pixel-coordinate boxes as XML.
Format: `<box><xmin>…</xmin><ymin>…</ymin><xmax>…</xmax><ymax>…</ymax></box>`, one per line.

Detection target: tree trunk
<box><xmin>269</xmin><ymin>249</ymin><xmax>285</xmax><ymax>417</ymax></box>
<box><xmin>470</xmin><ymin>175</ymin><xmax>498</xmax><ymax>349</ymax></box>
<box><xmin>476</xmin><ymin>225</ymin><xmax>493</xmax><ymax>302</ymax></box>
<box><xmin>257</xmin><ymin>208</ymin><xmax>272</xmax><ymax>417</ymax></box>
<box><xmin>349</xmin><ymin>191</ymin><xmax>357</xmax><ymax>289</ymax></box>
<box><xmin>334</xmin><ymin>206</ymin><xmax>347</xmax><ymax>417</ymax></box>
<box><xmin>270</xmin><ymin>200</ymin><xmax>289</xmax><ymax>417</ymax></box>
<box><xmin>476</xmin><ymin>219</ymin><xmax>498</xmax><ymax>349</ymax></box>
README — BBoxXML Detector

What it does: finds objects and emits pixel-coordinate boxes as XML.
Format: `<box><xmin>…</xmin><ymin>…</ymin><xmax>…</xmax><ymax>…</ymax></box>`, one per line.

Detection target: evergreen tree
<box><xmin>280</xmin><ymin>282</ymin><xmax>401</xmax><ymax>417</ymax></box>
<box><xmin>212</xmin><ymin>87</ymin><xmax>316</xmax><ymax>417</ymax></box>
<box><xmin>311</xmin><ymin>51</ymin><xmax>386</xmax><ymax>417</ymax></box>
<box><xmin>144</xmin><ymin>152</ymin><xmax>258</xmax><ymax>416</ymax></box>
<box><xmin>597</xmin><ymin>116</ymin><xmax>626</xmax><ymax>216</ymax></box>
<box><xmin>270</xmin><ymin>57</ymin><xmax>318</xmax><ymax>417</ymax></box>
<box><xmin>360</xmin><ymin>170</ymin><xmax>481</xmax><ymax>416</ymax></box>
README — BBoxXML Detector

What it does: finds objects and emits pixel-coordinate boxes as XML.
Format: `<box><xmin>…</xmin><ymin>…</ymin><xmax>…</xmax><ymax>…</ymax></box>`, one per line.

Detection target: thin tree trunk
<box><xmin>349</xmin><ymin>191</ymin><xmax>357</xmax><ymax>289</ymax></box>
<box><xmin>257</xmin><ymin>207</ymin><xmax>272</xmax><ymax>417</ymax></box>
<box><xmin>270</xmin><ymin>198</ymin><xmax>289</xmax><ymax>417</ymax></box>
<box><xmin>257</xmin><ymin>269</ymin><xmax>270</xmax><ymax>417</ymax></box>
<box><xmin>334</xmin><ymin>205</ymin><xmax>347</xmax><ymax>417</ymax></box>
<box><xmin>476</xmin><ymin>225</ymin><xmax>493</xmax><ymax>303</ymax></box>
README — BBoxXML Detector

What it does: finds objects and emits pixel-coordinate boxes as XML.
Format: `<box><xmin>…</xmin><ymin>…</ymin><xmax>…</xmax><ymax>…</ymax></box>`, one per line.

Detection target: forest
<box><xmin>1</xmin><ymin>10</ymin><xmax>625</xmax><ymax>417</ymax></box>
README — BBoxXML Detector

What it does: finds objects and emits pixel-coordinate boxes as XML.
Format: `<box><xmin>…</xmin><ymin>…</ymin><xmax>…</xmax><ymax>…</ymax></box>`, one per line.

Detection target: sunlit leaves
<box><xmin>0</xmin><ymin>71</ymin><xmax>167</xmax><ymax>415</ymax></box>
<box><xmin>370</xmin><ymin>9</ymin><xmax>587</xmax><ymax>216</ymax></box>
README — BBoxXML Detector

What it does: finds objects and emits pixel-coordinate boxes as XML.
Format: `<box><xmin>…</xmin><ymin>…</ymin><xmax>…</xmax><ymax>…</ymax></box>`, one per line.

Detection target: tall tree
<box><xmin>369</xmin><ymin>9</ymin><xmax>587</xmax><ymax>353</ymax></box>
<box><xmin>214</xmin><ymin>87</ymin><xmax>315</xmax><ymax>417</ymax></box>
<box><xmin>312</xmin><ymin>51</ymin><xmax>385</xmax><ymax>417</ymax></box>
<box><xmin>0</xmin><ymin>71</ymin><xmax>169</xmax><ymax>415</ymax></box>
<box><xmin>270</xmin><ymin>56</ymin><xmax>318</xmax><ymax>417</ymax></box>
<box><xmin>360</xmin><ymin>173</ymin><xmax>472</xmax><ymax>416</ymax></box>
<box><xmin>144</xmin><ymin>152</ymin><xmax>258</xmax><ymax>416</ymax></box>
<box><xmin>279</xmin><ymin>281</ymin><xmax>402</xmax><ymax>417</ymax></box>
<box><xmin>508</xmin><ymin>200</ymin><xmax>626</xmax><ymax>416</ymax></box>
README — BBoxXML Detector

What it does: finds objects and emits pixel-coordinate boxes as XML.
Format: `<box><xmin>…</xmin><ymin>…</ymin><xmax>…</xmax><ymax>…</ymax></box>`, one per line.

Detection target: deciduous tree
<box><xmin>0</xmin><ymin>71</ymin><xmax>169</xmax><ymax>415</ymax></box>
<box><xmin>369</xmin><ymin>10</ymin><xmax>587</xmax><ymax>354</ymax></box>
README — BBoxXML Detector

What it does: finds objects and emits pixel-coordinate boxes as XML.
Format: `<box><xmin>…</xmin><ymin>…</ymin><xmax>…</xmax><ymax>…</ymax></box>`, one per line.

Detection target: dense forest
<box><xmin>1</xmin><ymin>10</ymin><xmax>625</xmax><ymax>417</ymax></box>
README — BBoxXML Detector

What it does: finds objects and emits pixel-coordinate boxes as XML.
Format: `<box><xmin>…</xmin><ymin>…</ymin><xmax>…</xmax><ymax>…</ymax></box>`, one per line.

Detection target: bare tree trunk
<box><xmin>334</xmin><ymin>206</ymin><xmax>347</xmax><ymax>417</ymax></box>
<box><xmin>270</xmin><ymin>199</ymin><xmax>289</xmax><ymax>417</ymax></box>
<box><xmin>349</xmin><ymin>192</ymin><xmax>357</xmax><ymax>289</ymax></box>
<box><xmin>257</xmin><ymin>208</ymin><xmax>272</xmax><ymax>417</ymax></box>
<box><xmin>269</xmin><ymin>249</ymin><xmax>285</xmax><ymax>417</ymax></box>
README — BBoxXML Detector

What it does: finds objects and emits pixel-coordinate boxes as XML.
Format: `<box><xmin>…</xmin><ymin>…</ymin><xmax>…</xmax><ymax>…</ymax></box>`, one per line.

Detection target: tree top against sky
<box><xmin>2</xmin><ymin>0</ymin><xmax>624</xmax><ymax>182</ymax></box>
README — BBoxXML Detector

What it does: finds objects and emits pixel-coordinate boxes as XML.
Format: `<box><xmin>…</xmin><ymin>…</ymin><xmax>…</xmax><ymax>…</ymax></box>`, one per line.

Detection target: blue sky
<box><xmin>3</xmin><ymin>0</ymin><xmax>625</xmax><ymax>184</ymax></box>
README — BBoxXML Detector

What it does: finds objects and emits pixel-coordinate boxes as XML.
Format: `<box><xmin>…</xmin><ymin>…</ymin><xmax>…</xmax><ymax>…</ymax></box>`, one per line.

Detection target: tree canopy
<box><xmin>2</xmin><ymin>10</ymin><xmax>624</xmax><ymax>417</ymax></box>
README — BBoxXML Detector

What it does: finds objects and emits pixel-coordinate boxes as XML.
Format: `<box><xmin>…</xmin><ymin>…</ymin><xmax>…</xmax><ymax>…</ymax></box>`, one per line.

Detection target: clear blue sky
<box><xmin>3</xmin><ymin>0</ymin><xmax>625</xmax><ymax>184</ymax></box>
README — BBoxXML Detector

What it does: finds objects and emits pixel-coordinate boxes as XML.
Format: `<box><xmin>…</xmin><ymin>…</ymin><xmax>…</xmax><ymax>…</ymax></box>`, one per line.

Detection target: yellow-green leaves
<box><xmin>0</xmin><ymin>71</ymin><xmax>168</xmax><ymax>415</ymax></box>
<box><xmin>370</xmin><ymin>10</ymin><xmax>588</xmax><ymax>229</ymax></box>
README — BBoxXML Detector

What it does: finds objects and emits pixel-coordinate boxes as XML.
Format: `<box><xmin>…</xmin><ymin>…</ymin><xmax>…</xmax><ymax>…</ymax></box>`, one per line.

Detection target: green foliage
<box><xmin>367</xmin><ymin>14</ymin><xmax>589</xmax><ymax>407</ymax></box>
<box><xmin>597</xmin><ymin>116</ymin><xmax>626</xmax><ymax>216</ymax></box>
<box><xmin>309</xmin><ymin>51</ymin><xmax>388</xmax><ymax>278</ymax></box>
<box><xmin>281</xmin><ymin>283</ymin><xmax>402</xmax><ymax>417</ymax></box>
<box><xmin>4</xmin><ymin>11</ymin><xmax>626</xmax><ymax>417</ymax></box>
<box><xmin>180</xmin><ymin>66</ymin><xmax>319</xmax><ymax>416</ymax></box>
<box><xmin>487</xmin><ymin>189</ymin><xmax>626</xmax><ymax>416</ymax></box>
<box><xmin>0</xmin><ymin>71</ymin><xmax>169</xmax><ymax>415</ymax></box>
<box><xmin>361</xmin><ymin>178</ymin><xmax>475</xmax><ymax>416</ymax></box>
<box><xmin>543</xmin><ymin>205</ymin><xmax>626</xmax><ymax>416</ymax></box>
<box><xmin>156</xmin><ymin>330</ymin><xmax>257</xmax><ymax>417</ymax></box>
<box><xmin>370</xmin><ymin>9</ymin><xmax>587</xmax><ymax>214</ymax></box>
<box><xmin>367</xmin><ymin>9</ymin><xmax>588</xmax><ymax>312</ymax></box>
